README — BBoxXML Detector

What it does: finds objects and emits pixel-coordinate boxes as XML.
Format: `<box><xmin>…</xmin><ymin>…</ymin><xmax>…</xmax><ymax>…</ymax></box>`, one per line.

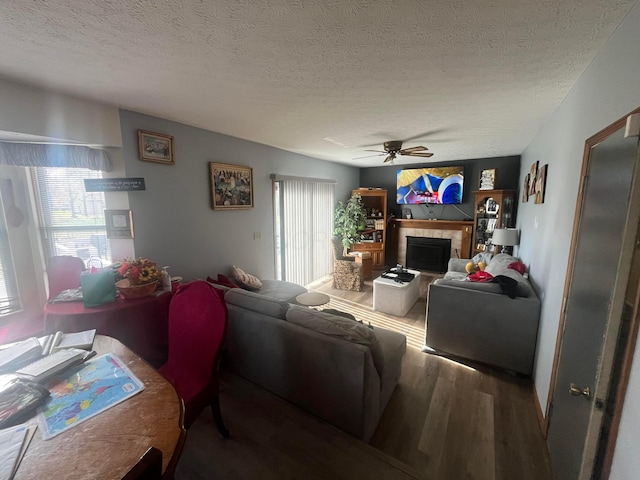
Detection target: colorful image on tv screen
<box><xmin>396</xmin><ymin>167</ymin><xmax>464</xmax><ymax>205</ymax></box>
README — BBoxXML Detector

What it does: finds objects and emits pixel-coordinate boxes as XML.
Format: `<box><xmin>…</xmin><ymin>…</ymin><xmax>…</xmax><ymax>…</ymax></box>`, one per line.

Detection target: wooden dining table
<box><xmin>14</xmin><ymin>335</ymin><xmax>185</xmax><ymax>479</ymax></box>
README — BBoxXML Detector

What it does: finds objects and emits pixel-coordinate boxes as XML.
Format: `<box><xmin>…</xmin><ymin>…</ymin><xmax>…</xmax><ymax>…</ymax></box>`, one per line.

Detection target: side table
<box><xmin>349</xmin><ymin>252</ymin><xmax>373</xmax><ymax>279</ymax></box>
<box><xmin>296</xmin><ymin>292</ymin><xmax>331</xmax><ymax>307</ymax></box>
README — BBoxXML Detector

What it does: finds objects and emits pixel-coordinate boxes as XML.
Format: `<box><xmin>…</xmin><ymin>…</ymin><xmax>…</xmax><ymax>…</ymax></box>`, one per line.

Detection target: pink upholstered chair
<box><xmin>159</xmin><ymin>281</ymin><xmax>230</xmax><ymax>437</ymax></box>
<box><xmin>46</xmin><ymin>256</ymin><xmax>86</xmax><ymax>300</ymax></box>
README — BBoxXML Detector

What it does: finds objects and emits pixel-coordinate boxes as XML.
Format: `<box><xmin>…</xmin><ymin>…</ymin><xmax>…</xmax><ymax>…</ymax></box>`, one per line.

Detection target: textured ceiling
<box><xmin>0</xmin><ymin>0</ymin><xmax>635</xmax><ymax>166</ymax></box>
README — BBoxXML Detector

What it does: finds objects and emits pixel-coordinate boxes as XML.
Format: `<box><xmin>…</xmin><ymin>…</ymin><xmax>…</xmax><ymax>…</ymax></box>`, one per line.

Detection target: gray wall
<box><xmin>119</xmin><ymin>110</ymin><xmax>360</xmax><ymax>281</ymax></box>
<box><xmin>514</xmin><ymin>2</ymin><xmax>640</xmax><ymax>477</ymax></box>
<box><xmin>359</xmin><ymin>155</ymin><xmax>521</xmax><ymax>220</ymax></box>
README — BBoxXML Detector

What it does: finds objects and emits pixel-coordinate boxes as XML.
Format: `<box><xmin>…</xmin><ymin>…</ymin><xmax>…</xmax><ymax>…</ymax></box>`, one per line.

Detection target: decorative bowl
<box><xmin>116</xmin><ymin>279</ymin><xmax>158</xmax><ymax>299</ymax></box>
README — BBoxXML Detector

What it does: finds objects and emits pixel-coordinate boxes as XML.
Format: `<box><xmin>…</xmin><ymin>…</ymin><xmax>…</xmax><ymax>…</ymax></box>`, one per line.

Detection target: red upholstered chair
<box><xmin>46</xmin><ymin>256</ymin><xmax>86</xmax><ymax>300</ymax></box>
<box><xmin>159</xmin><ymin>281</ymin><xmax>230</xmax><ymax>437</ymax></box>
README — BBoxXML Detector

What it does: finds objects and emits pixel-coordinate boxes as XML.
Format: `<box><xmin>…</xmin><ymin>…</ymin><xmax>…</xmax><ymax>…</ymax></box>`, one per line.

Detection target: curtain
<box><xmin>0</xmin><ymin>199</ymin><xmax>21</xmax><ymax>316</ymax></box>
<box><xmin>0</xmin><ymin>143</ymin><xmax>112</xmax><ymax>171</ymax></box>
<box><xmin>273</xmin><ymin>175</ymin><xmax>335</xmax><ymax>286</ymax></box>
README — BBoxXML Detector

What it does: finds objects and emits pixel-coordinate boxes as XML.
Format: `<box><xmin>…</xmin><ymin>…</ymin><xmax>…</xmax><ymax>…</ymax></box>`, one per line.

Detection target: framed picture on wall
<box><xmin>528</xmin><ymin>161</ymin><xmax>538</xmax><ymax>195</ymax></box>
<box><xmin>479</xmin><ymin>169</ymin><xmax>496</xmax><ymax>190</ymax></box>
<box><xmin>535</xmin><ymin>164</ymin><xmax>548</xmax><ymax>204</ymax></box>
<box><xmin>138</xmin><ymin>130</ymin><xmax>175</xmax><ymax>165</ymax></box>
<box><xmin>522</xmin><ymin>174</ymin><xmax>530</xmax><ymax>202</ymax></box>
<box><xmin>209</xmin><ymin>162</ymin><xmax>254</xmax><ymax>210</ymax></box>
<box><xmin>105</xmin><ymin>209</ymin><xmax>134</xmax><ymax>239</ymax></box>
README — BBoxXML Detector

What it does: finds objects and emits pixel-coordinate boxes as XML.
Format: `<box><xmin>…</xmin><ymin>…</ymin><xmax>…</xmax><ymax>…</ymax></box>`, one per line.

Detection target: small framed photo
<box><xmin>529</xmin><ymin>161</ymin><xmax>539</xmax><ymax>195</ymax></box>
<box><xmin>401</xmin><ymin>208</ymin><xmax>412</xmax><ymax>219</ymax></box>
<box><xmin>479</xmin><ymin>169</ymin><xmax>496</xmax><ymax>190</ymax></box>
<box><xmin>105</xmin><ymin>210</ymin><xmax>134</xmax><ymax>239</ymax></box>
<box><xmin>522</xmin><ymin>174</ymin><xmax>530</xmax><ymax>202</ymax></box>
<box><xmin>138</xmin><ymin>130</ymin><xmax>174</xmax><ymax>165</ymax></box>
<box><xmin>210</xmin><ymin>162</ymin><xmax>254</xmax><ymax>210</ymax></box>
<box><xmin>535</xmin><ymin>164</ymin><xmax>548</xmax><ymax>204</ymax></box>
<box><xmin>485</xmin><ymin>198</ymin><xmax>499</xmax><ymax>215</ymax></box>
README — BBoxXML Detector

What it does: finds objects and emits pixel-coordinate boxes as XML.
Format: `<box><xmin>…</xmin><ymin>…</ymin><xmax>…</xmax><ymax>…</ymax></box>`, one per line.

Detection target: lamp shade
<box><xmin>492</xmin><ymin>228</ymin><xmax>520</xmax><ymax>247</ymax></box>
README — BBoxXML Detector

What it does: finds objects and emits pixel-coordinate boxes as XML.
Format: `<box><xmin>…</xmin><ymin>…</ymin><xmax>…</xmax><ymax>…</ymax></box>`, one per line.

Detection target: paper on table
<box><xmin>0</xmin><ymin>424</ymin><xmax>28</xmax><ymax>479</ymax></box>
<box><xmin>12</xmin><ymin>424</ymin><xmax>36</xmax><ymax>479</ymax></box>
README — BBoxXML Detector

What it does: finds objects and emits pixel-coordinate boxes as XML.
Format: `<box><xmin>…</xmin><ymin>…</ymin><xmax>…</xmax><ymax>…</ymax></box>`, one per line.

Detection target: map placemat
<box><xmin>37</xmin><ymin>354</ymin><xmax>144</xmax><ymax>439</ymax></box>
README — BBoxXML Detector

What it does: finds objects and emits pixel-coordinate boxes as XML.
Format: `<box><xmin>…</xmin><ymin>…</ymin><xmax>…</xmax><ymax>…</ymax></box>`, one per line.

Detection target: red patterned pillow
<box><xmin>217</xmin><ymin>274</ymin><xmax>240</xmax><ymax>288</ymax></box>
<box><xmin>231</xmin><ymin>265</ymin><xmax>262</xmax><ymax>291</ymax></box>
<box><xmin>206</xmin><ymin>275</ymin><xmax>239</xmax><ymax>289</ymax></box>
<box><xmin>508</xmin><ymin>261</ymin><xmax>526</xmax><ymax>275</ymax></box>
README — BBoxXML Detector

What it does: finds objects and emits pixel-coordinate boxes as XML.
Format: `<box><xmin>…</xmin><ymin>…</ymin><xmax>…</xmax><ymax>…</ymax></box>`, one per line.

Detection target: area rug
<box><xmin>324</xmin><ymin>294</ymin><xmax>425</xmax><ymax>350</ymax></box>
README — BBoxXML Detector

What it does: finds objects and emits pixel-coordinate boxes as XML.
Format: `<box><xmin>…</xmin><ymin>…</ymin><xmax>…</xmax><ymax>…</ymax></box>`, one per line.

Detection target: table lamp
<box><xmin>492</xmin><ymin>228</ymin><xmax>519</xmax><ymax>254</ymax></box>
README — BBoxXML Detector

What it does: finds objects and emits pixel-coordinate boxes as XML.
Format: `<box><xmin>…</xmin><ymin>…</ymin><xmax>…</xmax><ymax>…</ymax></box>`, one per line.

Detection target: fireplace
<box><xmin>406</xmin><ymin>236</ymin><xmax>451</xmax><ymax>272</ymax></box>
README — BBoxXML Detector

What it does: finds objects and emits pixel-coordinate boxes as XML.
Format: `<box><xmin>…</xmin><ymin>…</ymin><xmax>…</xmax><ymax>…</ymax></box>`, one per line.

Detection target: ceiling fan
<box><xmin>354</xmin><ymin>141</ymin><xmax>433</xmax><ymax>163</ymax></box>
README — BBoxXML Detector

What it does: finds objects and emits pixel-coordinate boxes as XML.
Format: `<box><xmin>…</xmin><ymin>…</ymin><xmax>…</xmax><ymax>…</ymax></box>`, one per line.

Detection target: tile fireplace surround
<box><xmin>389</xmin><ymin>219</ymin><xmax>474</xmax><ymax>266</ymax></box>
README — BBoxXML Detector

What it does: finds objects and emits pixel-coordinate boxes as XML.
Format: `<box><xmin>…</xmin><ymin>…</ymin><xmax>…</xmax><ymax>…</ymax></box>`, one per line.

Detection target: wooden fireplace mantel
<box><xmin>388</xmin><ymin>219</ymin><xmax>474</xmax><ymax>264</ymax></box>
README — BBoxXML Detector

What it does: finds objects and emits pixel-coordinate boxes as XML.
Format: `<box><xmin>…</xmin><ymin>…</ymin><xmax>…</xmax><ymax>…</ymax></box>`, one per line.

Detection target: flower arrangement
<box><xmin>117</xmin><ymin>258</ymin><xmax>159</xmax><ymax>286</ymax></box>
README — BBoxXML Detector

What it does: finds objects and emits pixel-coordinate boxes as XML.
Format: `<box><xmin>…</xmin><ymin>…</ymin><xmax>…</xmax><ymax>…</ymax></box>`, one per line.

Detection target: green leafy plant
<box><xmin>334</xmin><ymin>193</ymin><xmax>368</xmax><ymax>249</ymax></box>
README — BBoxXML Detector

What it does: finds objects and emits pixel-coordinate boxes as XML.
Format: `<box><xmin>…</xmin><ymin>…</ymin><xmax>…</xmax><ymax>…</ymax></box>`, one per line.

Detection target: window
<box><xmin>0</xmin><ymin>205</ymin><xmax>20</xmax><ymax>316</ymax></box>
<box><xmin>32</xmin><ymin>167</ymin><xmax>111</xmax><ymax>267</ymax></box>
<box><xmin>273</xmin><ymin>176</ymin><xmax>335</xmax><ymax>286</ymax></box>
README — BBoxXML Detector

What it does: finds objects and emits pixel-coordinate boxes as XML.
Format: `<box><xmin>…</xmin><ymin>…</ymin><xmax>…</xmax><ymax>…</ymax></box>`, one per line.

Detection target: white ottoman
<box><xmin>373</xmin><ymin>269</ymin><xmax>421</xmax><ymax>317</ymax></box>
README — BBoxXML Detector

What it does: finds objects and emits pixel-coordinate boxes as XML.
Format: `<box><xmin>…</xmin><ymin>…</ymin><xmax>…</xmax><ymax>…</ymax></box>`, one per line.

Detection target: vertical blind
<box><xmin>0</xmin><ymin>200</ymin><xmax>20</xmax><ymax>315</ymax></box>
<box><xmin>273</xmin><ymin>175</ymin><xmax>335</xmax><ymax>286</ymax></box>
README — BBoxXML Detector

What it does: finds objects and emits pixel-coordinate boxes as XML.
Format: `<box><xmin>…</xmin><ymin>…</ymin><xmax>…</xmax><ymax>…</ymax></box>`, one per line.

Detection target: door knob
<box><xmin>569</xmin><ymin>383</ymin><xmax>591</xmax><ymax>398</ymax></box>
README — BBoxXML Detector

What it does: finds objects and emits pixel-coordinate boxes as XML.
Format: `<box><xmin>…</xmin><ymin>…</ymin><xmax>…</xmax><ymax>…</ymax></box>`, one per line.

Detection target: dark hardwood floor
<box><xmin>175</xmin><ymin>271</ymin><xmax>552</xmax><ymax>479</ymax></box>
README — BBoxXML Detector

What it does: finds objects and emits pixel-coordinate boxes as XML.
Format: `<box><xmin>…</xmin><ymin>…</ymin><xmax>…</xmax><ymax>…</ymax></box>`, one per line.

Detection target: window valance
<box><xmin>0</xmin><ymin>142</ymin><xmax>112</xmax><ymax>172</ymax></box>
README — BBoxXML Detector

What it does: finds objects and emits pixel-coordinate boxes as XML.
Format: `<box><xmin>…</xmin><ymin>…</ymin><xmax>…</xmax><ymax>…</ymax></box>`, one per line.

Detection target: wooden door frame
<box><xmin>544</xmin><ymin>107</ymin><xmax>640</xmax><ymax>479</ymax></box>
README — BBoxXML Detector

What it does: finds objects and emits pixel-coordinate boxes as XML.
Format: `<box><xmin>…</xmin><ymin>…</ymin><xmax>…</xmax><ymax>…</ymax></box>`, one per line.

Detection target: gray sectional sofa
<box><xmin>217</xmin><ymin>281</ymin><xmax>407</xmax><ymax>442</ymax></box>
<box><xmin>424</xmin><ymin>253</ymin><xmax>541</xmax><ymax>375</ymax></box>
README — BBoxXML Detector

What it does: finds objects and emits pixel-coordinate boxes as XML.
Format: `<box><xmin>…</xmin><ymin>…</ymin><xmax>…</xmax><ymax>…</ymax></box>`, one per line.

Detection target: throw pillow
<box><xmin>206</xmin><ymin>275</ymin><xmax>239</xmax><ymax>289</ymax></box>
<box><xmin>217</xmin><ymin>274</ymin><xmax>240</xmax><ymax>288</ymax></box>
<box><xmin>231</xmin><ymin>266</ymin><xmax>262</xmax><ymax>291</ymax></box>
<box><xmin>508</xmin><ymin>261</ymin><xmax>526</xmax><ymax>275</ymax></box>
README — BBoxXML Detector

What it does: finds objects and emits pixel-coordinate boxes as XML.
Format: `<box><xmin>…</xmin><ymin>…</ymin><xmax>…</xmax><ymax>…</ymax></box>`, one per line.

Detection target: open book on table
<box><xmin>0</xmin><ymin>338</ymin><xmax>43</xmax><ymax>374</ymax></box>
<box><xmin>15</xmin><ymin>348</ymin><xmax>95</xmax><ymax>384</ymax></box>
<box><xmin>38</xmin><ymin>329</ymin><xmax>96</xmax><ymax>356</ymax></box>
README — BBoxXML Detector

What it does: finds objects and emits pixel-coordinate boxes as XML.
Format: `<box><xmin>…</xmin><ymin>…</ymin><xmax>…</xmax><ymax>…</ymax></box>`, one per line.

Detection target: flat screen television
<box><xmin>396</xmin><ymin>166</ymin><xmax>464</xmax><ymax>205</ymax></box>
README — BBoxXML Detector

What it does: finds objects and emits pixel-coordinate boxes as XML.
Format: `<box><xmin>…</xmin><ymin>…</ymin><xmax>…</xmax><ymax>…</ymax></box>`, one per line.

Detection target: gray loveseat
<box><xmin>219</xmin><ymin>282</ymin><xmax>407</xmax><ymax>442</ymax></box>
<box><xmin>424</xmin><ymin>253</ymin><xmax>541</xmax><ymax>375</ymax></box>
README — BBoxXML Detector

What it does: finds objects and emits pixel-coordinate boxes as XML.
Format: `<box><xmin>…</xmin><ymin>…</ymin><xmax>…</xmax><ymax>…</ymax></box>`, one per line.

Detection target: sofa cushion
<box><xmin>374</xmin><ymin>327</ymin><xmax>407</xmax><ymax>407</ymax></box>
<box><xmin>286</xmin><ymin>305</ymin><xmax>385</xmax><ymax>375</ymax></box>
<box><xmin>232</xmin><ymin>265</ymin><xmax>263</xmax><ymax>291</ymax></box>
<box><xmin>259</xmin><ymin>279</ymin><xmax>307</xmax><ymax>302</ymax></box>
<box><xmin>225</xmin><ymin>288</ymin><xmax>290</xmax><ymax>320</ymax></box>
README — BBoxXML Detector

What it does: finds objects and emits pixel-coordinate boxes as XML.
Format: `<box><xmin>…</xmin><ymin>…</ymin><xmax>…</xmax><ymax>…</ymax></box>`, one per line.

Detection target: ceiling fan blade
<box><xmin>399</xmin><ymin>146</ymin><xmax>428</xmax><ymax>154</ymax></box>
<box><xmin>404</xmin><ymin>152</ymin><xmax>434</xmax><ymax>157</ymax></box>
<box><xmin>401</xmin><ymin>129</ymin><xmax>448</xmax><ymax>143</ymax></box>
<box><xmin>383</xmin><ymin>154</ymin><xmax>394</xmax><ymax>163</ymax></box>
<box><xmin>352</xmin><ymin>153</ymin><xmax>385</xmax><ymax>160</ymax></box>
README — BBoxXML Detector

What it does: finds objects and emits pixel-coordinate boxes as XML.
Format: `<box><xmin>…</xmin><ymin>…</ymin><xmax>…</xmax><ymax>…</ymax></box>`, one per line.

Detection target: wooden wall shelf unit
<box><xmin>389</xmin><ymin>219</ymin><xmax>474</xmax><ymax>265</ymax></box>
<box><xmin>350</xmin><ymin>189</ymin><xmax>387</xmax><ymax>268</ymax></box>
<box><xmin>472</xmin><ymin>189</ymin><xmax>516</xmax><ymax>256</ymax></box>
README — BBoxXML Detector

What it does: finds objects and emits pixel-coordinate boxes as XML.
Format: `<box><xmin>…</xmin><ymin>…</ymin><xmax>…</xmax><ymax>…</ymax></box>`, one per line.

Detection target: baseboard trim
<box><xmin>532</xmin><ymin>382</ymin><xmax>546</xmax><ymax>437</ymax></box>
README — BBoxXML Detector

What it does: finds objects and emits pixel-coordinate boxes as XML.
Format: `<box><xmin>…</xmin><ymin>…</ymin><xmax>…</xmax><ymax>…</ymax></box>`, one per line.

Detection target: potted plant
<box><xmin>334</xmin><ymin>193</ymin><xmax>367</xmax><ymax>250</ymax></box>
